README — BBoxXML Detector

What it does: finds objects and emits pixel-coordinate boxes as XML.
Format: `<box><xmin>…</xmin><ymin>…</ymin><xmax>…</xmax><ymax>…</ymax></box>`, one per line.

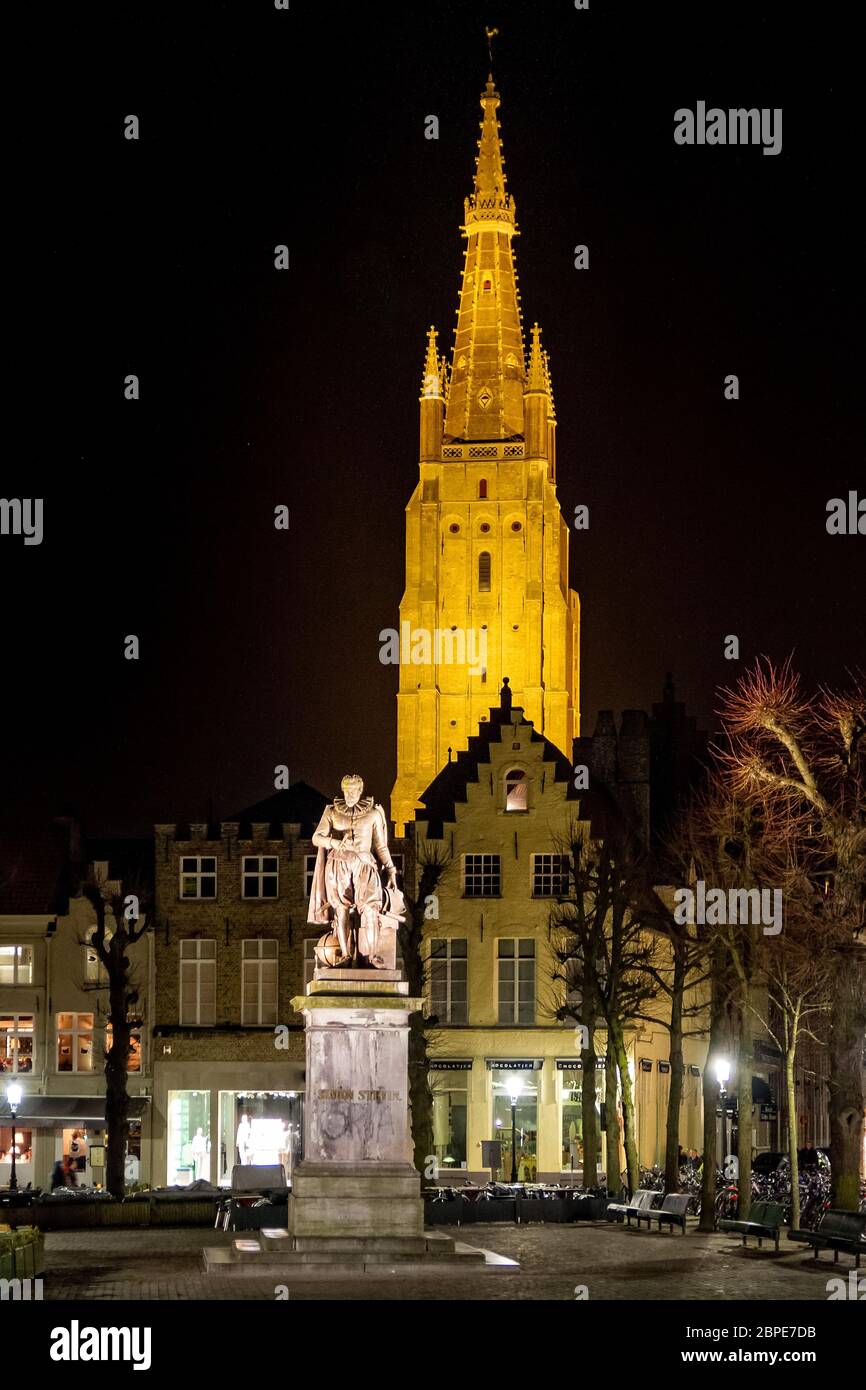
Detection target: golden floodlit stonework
<box><xmin>392</xmin><ymin>79</ymin><xmax>580</xmax><ymax>832</ymax></box>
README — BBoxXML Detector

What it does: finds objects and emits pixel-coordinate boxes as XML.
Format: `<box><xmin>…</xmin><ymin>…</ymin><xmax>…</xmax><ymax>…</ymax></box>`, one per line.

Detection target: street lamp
<box><xmin>507</xmin><ymin>1076</ymin><xmax>522</xmax><ymax>1183</ymax></box>
<box><xmin>714</xmin><ymin>1058</ymin><xmax>730</xmax><ymax>1167</ymax></box>
<box><xmin>6</xmin><ymin>1083</ymin><xmax>22</xmax><ymax>1192</ymax></box>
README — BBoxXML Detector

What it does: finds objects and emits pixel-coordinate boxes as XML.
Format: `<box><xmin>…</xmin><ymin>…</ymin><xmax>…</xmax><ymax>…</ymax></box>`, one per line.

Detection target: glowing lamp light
<box><xmin>6</xmin><ymin>1082</ymin><xmax>22</xmax><ymax>1109</ymax></box>
<box><xmin>714</xmin><ymin>1059</ymin><xmax>730</xmax><ymax>1086</ymax></box>
<box><xmin>507</xmin><ymin>1075</ymin><xmax>522</xmax><ymax>1106</ymax></box>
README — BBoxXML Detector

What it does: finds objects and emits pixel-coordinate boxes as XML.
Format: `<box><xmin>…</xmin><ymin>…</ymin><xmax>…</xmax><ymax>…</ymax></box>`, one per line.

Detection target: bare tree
<box><xmin>714</xmin><ymin>658</ymin><xmax>866</xmax><ymax>1209</ymax></box>
<box><xmin>550</xmin><ymin>814</ymin><xmax>660</xmax><ymax>1194</ymax></box>
<box><xmin>81</xmin><ymin>874</ymin><xmax>149</xmax><ymax>1198</ymax></box>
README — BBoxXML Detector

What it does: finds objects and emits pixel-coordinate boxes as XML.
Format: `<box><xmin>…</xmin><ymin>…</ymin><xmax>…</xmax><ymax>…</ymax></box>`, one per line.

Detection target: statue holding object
<box><xmin>307</xmin><ymin>773</ymin><xmax>404</xmax><ymax>970</ymax></box>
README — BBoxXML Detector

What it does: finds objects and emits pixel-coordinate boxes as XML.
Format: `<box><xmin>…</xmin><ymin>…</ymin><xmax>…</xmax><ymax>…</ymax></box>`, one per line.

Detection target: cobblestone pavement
<box><xmin>38</xmin><ymin>1222</ymin><xmax>851</xmax><ymax>1301</ymax></box>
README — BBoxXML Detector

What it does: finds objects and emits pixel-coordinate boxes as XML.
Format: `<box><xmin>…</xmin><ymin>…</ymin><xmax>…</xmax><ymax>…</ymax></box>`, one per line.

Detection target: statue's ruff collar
<box><xmin>334</xmin><ymin>795</ymin><xmax>374</xmax><ymax>815</ymax></box>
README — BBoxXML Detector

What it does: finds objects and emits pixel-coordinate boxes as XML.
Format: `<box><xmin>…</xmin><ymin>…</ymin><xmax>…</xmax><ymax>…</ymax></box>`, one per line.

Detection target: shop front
<box><xmin>0</xmin><ymin>1096</ymin><xmax>150</xmax><ymax>1189</ymax></box>
<box><xmin>153</xmin><ymin>1058</ymin><xmax>305</xmax><ymax>1188</ymax></box>
<box><xmin>488</xmin><ymin>1060</ymin><xmax>541</xmax><ymax>1182</ymax></box>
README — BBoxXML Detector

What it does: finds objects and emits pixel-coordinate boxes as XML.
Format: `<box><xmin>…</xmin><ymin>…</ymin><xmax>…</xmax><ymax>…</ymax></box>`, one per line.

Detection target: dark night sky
<box><xmin>5</xmin><ymin>1</ymin><xmax>862</xmax><ymax>835</ymax></box>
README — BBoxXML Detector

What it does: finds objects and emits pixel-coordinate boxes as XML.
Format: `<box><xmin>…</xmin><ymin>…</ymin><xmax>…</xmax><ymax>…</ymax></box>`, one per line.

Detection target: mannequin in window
<box><xmin>191</xmin><ymin>1126</ymin><xmax>209</xmax><ymax>1180</ymax></box>
<box><xmin>236</xmin><ymin>1112</ymin><xmax>253</xmax><ymax>1165</ymax></box>
<box><xmin>500</xmin><ymin>676</ymin><xmax>512</xmax><ymax>720</ymax></box>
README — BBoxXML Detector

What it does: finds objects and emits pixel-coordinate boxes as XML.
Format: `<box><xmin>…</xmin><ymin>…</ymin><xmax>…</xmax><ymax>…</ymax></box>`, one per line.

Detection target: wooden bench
<box><xmin>719</xmin><ymin>1199</ymin><xmax>785</xmax><ymax>1252</ymax></box>
<box><xmin>637</xmin><ymin>1192</ymin><xmax>691</xmax><ymax>1234</ymax></box>
<box><xmin>788</xmin><ymin>1209</ymin><xmax>865</xmax><ymax>1268</ymax></box>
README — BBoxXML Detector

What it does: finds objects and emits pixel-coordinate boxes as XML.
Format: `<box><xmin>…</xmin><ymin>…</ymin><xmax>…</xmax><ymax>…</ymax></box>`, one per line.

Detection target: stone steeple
<box><xmin>392</xmin><ymin>78</ymin><xmax>581</xmax><ymax>835</ymax></box>
<box><xmin>444</xmin><ymin>77</ymin><xmax>525</xmax><ymax>441</ymax></box>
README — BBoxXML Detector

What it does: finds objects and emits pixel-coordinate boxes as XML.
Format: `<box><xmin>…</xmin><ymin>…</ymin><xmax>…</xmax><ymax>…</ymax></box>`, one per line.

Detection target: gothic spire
<box><xmin>444</xmin><ymin>79</ymin><xmax>525</xmax><ymax>442</ymax></box>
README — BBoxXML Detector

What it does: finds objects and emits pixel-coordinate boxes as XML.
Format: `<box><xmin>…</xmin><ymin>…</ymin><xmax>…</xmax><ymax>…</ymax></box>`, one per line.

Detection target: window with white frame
<box><xmin>0</xmin><ymin>1014</ymin><xmax>34</xmax><ymax>1073</ymax></box>
<box><xmin>242</xmin><ymin>855</ymin><xmax>279</xmax><ymax>899</ymax></box>
<box><xmin>497</xmin><ymin>938</ymin><xmax>535</xmax><ymax>1024</ymax></box>
<box><xmin>106</xmin><ymin>1020</ymin><xmax>143</xmax><ymax>1072</ymax></box>
<box><xmin>179</xmin><ymin>939</ymin><xmax>216</xmax><ymax>1025</ymax></box>
<box><xmin>56</xmin><ymin>1012</ymin><xmax>94</xmax><ymax>1072</ymax></box>
<box><xmin>429</xmin><ymin>938</ymin><xmax>468</xmax><ymax>1024</ymax></box>
<box><xmin>463</xmin><ymin>854</ymin><xmax>501</xmax><ymax>897</ymax></box>
<box><xmin>531</xmin><ymin>853</ymin><xmax>570</xmax><ymax>898</ymax></box>
<box><xmin>0</xmin><ymin>946</ymin><xmax>33</xmax><ymax>986</ymax></box>
<box><xmin>241</xmin><ymin>939</ymin><xmax>278</xmax><ymax>1025</ymax></box>
<box><xmin>179</xmin><ymin>856</ymin><xmax>217</xmax><ymax>899</ymax></box>
<box><xmin>304</xmin><ymin>854</ymin><xmax>317</xmax><ymax>897</ymax></box>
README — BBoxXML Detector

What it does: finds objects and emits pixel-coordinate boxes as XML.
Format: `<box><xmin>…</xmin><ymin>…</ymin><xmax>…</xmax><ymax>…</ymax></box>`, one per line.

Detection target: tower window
<box><xmin>478</xmin><ymin>551</ymin><xmax>491</xmax><ymax>593</ymax></box>
<box><xmin>504</xmin><ymin>768</ymin><xmax>528</xmax><ymax>813</ymax></box>
<box><xmin>480</xmin><ymin>522</ymin><xmax>490</xmax><ymax>534</ymax></box>
<box><xmin>511</xmin><ymin>521</ymin><xmax>522</xmax><ymax>533</ymax></box>
<box><xmin>478</xmin><ymin>479</ymin><xmax>488</xmax><ymax>499</ymax></box>
<box><xmin>449</xmin><ymin>522</ymin><xmax>461</xmax><ymax>534</ymax></box>
<box><xmin>482</xmin><ymin>276</ymin><xmax>492</xmax><ymax>292</ymax></box>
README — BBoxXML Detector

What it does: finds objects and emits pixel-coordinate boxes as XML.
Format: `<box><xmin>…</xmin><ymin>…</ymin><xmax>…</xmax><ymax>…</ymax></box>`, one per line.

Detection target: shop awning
<box><xmin>0</xmin><ymin>1096</ymin><xmax>151</xmax><ymax>1128</ymax></box>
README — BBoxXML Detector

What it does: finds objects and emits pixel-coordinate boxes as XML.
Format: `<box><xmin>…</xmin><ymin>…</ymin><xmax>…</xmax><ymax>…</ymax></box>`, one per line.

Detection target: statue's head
<box><xmin>340</xmin><ymin>773</ymin><xmax>364</xmax><ymax>807</ymax></box>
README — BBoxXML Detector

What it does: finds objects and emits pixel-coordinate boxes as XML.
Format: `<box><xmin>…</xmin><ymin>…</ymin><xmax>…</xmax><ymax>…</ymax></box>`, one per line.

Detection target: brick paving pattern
<box><xmin>38</xmin><ymin>1222</ymin><xmax>850</xmax><ymax>1301</ymax></box>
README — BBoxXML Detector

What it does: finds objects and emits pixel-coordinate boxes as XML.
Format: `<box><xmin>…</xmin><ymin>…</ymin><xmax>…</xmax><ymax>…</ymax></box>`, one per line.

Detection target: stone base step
<box><xmin>202</xmin><ymin>1239</ymin><xmax>517</xmax><ymax>1278</ymax></box>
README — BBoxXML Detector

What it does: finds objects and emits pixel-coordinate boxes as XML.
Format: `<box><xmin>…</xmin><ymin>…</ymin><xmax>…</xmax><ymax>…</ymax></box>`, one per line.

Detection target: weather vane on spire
<box><xmin>485</xmin><ymin>25</ymin><xmax>499</xmax><ymax>71</ymax></box>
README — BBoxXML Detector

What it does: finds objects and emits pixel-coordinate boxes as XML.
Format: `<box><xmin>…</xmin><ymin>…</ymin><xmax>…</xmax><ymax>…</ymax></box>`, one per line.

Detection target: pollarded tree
<box><xmin>81</xmin><ymin>874</ymin><xmax>149</xmax><ymax>1198</ymax></box>
<box><xmin>715</xmin><ymin>658</ymin><xmax>866</xmax><ymax>1209</ymax></box>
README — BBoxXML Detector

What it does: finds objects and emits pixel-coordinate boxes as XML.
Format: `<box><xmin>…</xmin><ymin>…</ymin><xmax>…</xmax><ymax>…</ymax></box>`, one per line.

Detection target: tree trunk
<box><xmin>664</xmin><ymin>940</ymin><xmax>686</xmax><ymax>1192</ymax></box>
<box><xmin>605</xmin><ymin>1048</ymin><xmax>620</xmax><ymax>1195</ymax></box>
<box><xmin>581</xmin><ymin>1022</ymin><xmax>599</xmax><ymax>1188</ymax></box>
<box><xmin>785</xmin><ymin>1044</ymin><xmax>801</xmax><ymax>1229</ymax></box>
<box><xmin>828</xmin><ymin>967</ymin><xmax>866</xmax><ymax>1210</ymax></box>
<box><xmin>699</xmin><ymin>951</ymin><xmax>726</xmax><ymax>1232</ymax></box>
<box><xmin>105</xmin><ymin>979</ymin><xmax>131</xmax><ymax>1199</ymax></box>
<box><xmin>611</xmin><ymin>1022</ymin><xmax>639</xmax><ymax>1194</ymax></box>
<box><xmin>408</xmin><ymin>1013</ymin><xmax>435</xmax><ymax>1174</ymax></box>
<box><xmin>736</xmin><ymin>997</ymin><xmax>753</xmax><ymax>1222</ymax></box>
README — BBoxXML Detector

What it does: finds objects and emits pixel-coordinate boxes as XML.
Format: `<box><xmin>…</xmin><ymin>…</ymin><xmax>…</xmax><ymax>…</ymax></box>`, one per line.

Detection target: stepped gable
<box><xmin>416</xmin><ymin>706</ymin><xmax>577</xmax><ymax>838</ymax></box>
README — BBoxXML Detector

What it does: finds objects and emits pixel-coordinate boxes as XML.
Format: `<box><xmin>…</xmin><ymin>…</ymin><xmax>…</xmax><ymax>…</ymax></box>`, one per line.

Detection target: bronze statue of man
<box><xmin>307</xmin><ymin>774</ymin><xmax>398</xmax><ymax>968</ymax></box>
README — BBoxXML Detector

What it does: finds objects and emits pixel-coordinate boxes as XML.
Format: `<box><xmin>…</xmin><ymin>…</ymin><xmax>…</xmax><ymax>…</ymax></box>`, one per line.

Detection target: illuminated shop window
<box><xmin>431</xmin><ymin>1075</ymin><xmax>468</xmax><ymax>1169</ymax></box>
<box><xmin>167</xmin><ymin>1089</ymin><xmax>211</xmax><ymax>1186</ymax></box>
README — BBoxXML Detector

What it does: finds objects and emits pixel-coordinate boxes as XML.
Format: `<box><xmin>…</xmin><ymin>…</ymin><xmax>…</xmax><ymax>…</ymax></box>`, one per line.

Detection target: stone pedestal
<box><xmin>288</xmin><ymin>975</ymin><xmax>425</xmax><ymax>1250</ymax></box>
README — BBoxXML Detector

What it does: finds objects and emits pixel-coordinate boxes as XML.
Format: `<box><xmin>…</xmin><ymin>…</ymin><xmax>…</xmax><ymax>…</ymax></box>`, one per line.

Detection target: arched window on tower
<box><xmin>478</xmin><ymin>551</ymin><xmax>491</xmax><ymax>593</ymax></box>
<box><xmin>478</xmin><ymin>478</ymin><xmax>488</xmax><ymax>499</ymax></box>
<box><xmin>504</xmin><ymin>768</ymin><xmax>528</xmax><ymax>812</ymax></box>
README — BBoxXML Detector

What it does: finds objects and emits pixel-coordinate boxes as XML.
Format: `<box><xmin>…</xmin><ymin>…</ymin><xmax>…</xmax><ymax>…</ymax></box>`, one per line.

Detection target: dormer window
<box><xmin>504</xmin><ymin>768</ymin><xmax>528</xmax><ymax>812</ymax></box>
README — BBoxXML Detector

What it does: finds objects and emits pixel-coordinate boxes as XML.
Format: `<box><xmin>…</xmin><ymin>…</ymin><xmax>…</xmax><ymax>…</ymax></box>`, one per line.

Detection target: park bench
<box><xmin>607</xmin><ymin>1189</ymin><xmax>657</xmax><ymax>1225</ymax></box>
<box><xmin>719</xmin><ymin>1199</ymin><xmax>785</xmax><ymax>1252</ymax></box>
<box><xmin>637</xmin><ymin>1192</ymin><xmax>690</xmax><ymax>1234</ymax></box>
<box><xmin>788</xmin><ymin>1208</ymin><xmax>865</xmax><ymax>1268</ymax></box>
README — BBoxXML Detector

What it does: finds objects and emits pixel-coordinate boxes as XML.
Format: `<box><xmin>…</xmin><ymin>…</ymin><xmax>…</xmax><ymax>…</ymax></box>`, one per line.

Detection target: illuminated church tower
<box><xmin>391</xmin><ymin>78</ymin><xmax>581</xmax><ymax>832</ymax></box>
